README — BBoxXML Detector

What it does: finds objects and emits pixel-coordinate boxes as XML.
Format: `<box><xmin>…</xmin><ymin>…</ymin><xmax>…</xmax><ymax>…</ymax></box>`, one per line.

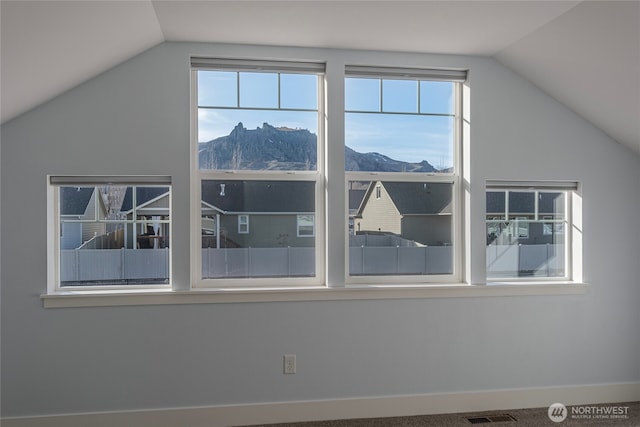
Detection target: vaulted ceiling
<box><xmin>2</xmin><ymin>1</ymin><xmax>638</xmax><ymax>155</ymax></box>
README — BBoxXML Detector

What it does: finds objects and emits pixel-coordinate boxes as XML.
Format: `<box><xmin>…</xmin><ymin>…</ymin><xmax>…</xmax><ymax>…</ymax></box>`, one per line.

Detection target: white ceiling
<box><xmin>1</xmin><ymin>1</ymin><xmax>639</xmax><ymax>155</ymax></box>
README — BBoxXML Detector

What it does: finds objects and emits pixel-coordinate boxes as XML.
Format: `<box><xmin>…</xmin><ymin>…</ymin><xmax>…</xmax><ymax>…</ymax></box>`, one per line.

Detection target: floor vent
<box><xmin>464</xmin><ymin>414</ymin><xmax>517</xmax><ymax>424</ymax></box>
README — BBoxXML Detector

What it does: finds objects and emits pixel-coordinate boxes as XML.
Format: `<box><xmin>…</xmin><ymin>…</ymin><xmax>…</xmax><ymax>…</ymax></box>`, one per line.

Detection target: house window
<box><xmin>297</xmin><ymin>214</ymin><xmax>315</xmax><ymax>237</ymax></box>
<box><xmin>345</xmin><ymin>66</ymin><xmax>465</xmax><ymax>283</ymax></box>
<box><xmin>193</xmin><ymin>59</ymin><xmax>324</xmax><ymax>286</ymax></box>
<box><xmin>238</xmin><ymin>215</ymin><xmax>249</xmax><ymax>234</ymax></box>
<box><xmin>486</xmin><ymin>182</ymin><xmax>577</xmax><ymax>280</ymax></box>
<box><xmin>49</xmin><ymin>176</ymin><xmax>171</xmax><ymax>289</ymax></box>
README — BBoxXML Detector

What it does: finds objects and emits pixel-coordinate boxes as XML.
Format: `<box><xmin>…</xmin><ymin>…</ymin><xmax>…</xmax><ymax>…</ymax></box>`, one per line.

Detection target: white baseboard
<box><xmin>3</xmin><ymin>382</ymin><xmax>639</xmax><ymax>427</ymax></box>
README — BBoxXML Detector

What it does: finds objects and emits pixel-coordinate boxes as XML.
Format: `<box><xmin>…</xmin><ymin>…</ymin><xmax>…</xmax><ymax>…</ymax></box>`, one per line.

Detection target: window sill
<box><xmin>41</xmin><ymin>282</ymin><xmax>588</xmax><ymax>308</ymax></box>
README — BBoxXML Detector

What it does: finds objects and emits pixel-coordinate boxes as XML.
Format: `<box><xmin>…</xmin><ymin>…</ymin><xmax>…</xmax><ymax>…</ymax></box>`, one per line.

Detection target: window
<box><xmin>297</xmin><ymin>214</ymin><xmax>315</xmax><ymax>237</ymax></box>
<box><xmin>238</xmin><ymin>215</ymin><xmax>249</xmax><ymax>234</ymax></box>
<box><xmin>49</xmin><ymin>176</ymin><xmax>171</xmax><ymax>289</ymax></box>
<box><xmin>192</xmin><ymin>59</ymin><xmax>324</xmax><ymax>286</ymax></box>
<box><xmin>345</xmin><ymin>66</ymin><xmax>465</xmax><ymax>284</ymax></box>
<box><xmin>486</xmin><ymin>182</ymin><xmax>578</xmax><ymax>280</ymax></box>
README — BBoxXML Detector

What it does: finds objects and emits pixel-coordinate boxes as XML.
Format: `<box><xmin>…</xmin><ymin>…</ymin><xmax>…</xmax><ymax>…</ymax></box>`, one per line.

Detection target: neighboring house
<box><xmin>121</xmin><ymin>187</ymin><xmax>171</xmax><ymax>249</ymax></box>
<box><xmin>354</xmin><ymin>181</ymin><xmax>452</xmax><ymax>246</ymax></box>
<box><xmin>61</xmin><ymin>186</ymin><xmax>171</xmax><ymax>250</ymax></box>
<box><xmin>201</xmin><ymin>181</ymin><xmax>315</xmax><ymax>248</ymax></box>
<box><xmin>59</xmin><ymin>187</ymin><xmax>96</xmax><ymax>249</ymax></box>
<box><xmin>59</xmin><ymin>187</ymin><xmax>113</xmax><ymax>249</ymax></box>
<box><xmin>347</xmin><ymin>182</ymin><xmax>367</xmax><ymax>235</ymax></box>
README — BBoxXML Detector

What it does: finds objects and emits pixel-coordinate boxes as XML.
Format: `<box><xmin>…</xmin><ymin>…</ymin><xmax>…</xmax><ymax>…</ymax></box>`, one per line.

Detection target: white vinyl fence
<box><xmin>486</xmin><ymin>243</ymin><xmax>565</xmax><ymax>278</ymax></box>
<box><xmin>60</xmin><ymin>248</ymin><xmax>169</xmax><ymax>284</ymax></box>
<box><xmin>61</xmin><ymin>244</ymin><xmax>563</xmax><ymax>283</ymax></box>
<box><xmin>349</xmin><ymin>234</ymin><xmax>423</xmax><ymax>248</ymax></box>
<box><xmin>349</xmin><ymin>245</ymin><xmax>453</xmax><ymax>275</ymax></box>
<box><xmin>202</xmin><ymin>247</ymin><xmax>316</xmax><ymax>278</ymax></box>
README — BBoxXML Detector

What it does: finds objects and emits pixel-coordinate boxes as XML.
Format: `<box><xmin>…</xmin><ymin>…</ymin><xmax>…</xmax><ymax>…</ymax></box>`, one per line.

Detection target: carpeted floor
<box><xmin>245</xmin><ymin>401</ymin><xmax>640</xmax><ymax>426</ymax></box>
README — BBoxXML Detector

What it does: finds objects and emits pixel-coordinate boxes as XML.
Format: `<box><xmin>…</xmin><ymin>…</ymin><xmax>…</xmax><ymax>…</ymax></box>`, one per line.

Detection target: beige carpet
<box><xmin>245</xmin><ymin>401</ymin><xmax>640</xmax><ymax>426</ymax></box>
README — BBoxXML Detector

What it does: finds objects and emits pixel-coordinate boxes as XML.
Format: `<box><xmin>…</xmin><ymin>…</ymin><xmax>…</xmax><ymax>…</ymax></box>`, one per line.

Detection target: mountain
<box><xmin>345</xmin><ymin>146</ymin><xmax>436</xmax><ymax>173</ymax></box>
<box><xmin>199</xmin><ymin>123</ymin><xmax>316</xmax><ymax>170</ymax></box>
<box><xmin>198</xmin><ymin>122</ymin><xmax>438</xmax><ymax>172</ymax></box>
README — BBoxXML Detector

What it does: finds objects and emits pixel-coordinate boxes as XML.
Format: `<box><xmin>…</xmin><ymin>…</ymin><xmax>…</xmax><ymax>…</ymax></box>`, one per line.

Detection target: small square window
<box><xmin>486</xmin><ymin>185</ymin><xmax>576</xmax><ymax>280</ymax></box>
<box><xmin>50</xmin><ymin>177</ymin><xmax>171</xmax><ymax>289</ymax></box>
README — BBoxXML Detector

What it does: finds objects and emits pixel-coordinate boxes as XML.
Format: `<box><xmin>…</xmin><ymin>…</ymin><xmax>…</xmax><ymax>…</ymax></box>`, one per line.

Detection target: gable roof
<box><xmin>60</xmin><ymin>187</ymin><xmax>94</xmax><ymax>216</ymax></box>
<box><xmin>486</xmin><ymin>190</ymin><xmax>565</xmax><ymax>215</ymax></box>
<box><xmin>349</xmin><ymin>189</ymin><xmax>367</xmax><ymax>214</ymax></box>
<box><xmin>358</xmin><ymin>181</ymin><xmax>452</xmax><ymax>216</ymax></box>
<box><xmin>121</xmin><ymin>187</ymin><xmax>170</xmax><ymax>212</ymax></box>
<box><xmin>384</xmin><ymin>182</ymin><xmax>452</xmax><ymax>215</ymax></box>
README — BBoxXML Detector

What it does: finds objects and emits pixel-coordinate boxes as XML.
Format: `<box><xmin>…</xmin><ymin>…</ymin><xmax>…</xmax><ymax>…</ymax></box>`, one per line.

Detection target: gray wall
<box><xmin>2</xmin><ymin>42</ymin><xmax>639</xmax><ymax>417</ymax></box>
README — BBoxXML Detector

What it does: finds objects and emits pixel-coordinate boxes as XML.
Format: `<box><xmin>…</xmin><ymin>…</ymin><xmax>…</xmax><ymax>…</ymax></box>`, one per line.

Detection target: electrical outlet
<box><xmin>283</xmin><ymin>354</ymin><xmax>296</xmax><ymax>374</ymax></box>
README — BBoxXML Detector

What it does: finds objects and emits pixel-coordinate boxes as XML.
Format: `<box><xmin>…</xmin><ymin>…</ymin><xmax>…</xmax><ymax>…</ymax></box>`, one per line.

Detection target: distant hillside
<box><xmin>199</xmin><ymin>122</ymin><xmax>438</xmax><ymax>172</ymax></box>
<box><xmin>199</xmin><ymin>123</ymin><xmax>316</xmax><ymax>170</ymax></box>
<box><xmin>345</xmin><ymin>146</ymin><xmax>436</xmax><ymax>173</ymax></box>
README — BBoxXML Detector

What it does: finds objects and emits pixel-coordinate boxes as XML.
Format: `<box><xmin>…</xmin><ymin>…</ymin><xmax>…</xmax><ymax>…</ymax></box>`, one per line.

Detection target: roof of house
<box><xmin>385</xmin><ymin>182</ymin><xmax>452</xmax><ymax>215</ymax></box>
<box><xmin>358</xmin><ymin>181</ymin><xmax>452</xmax><ymax>216</ymax></box>
<box><xmin>201</xmin><ymin>181</ymin><xmax>315</xmax><ymax>213</ymax></box>
<box><xmin>121</xmin><ymin>187</ymin><xmax>169</xmax><ymax>212</ymax></box>
<box><xmin>349</xmin><ymin>189</ymin><xmax>367</xmax><ymax>214</ymax></box>
<box><xmin>60</xmin><ymin>187</ymin><xmax>94</xmax><ymax>216</ymax></box>
<box><xmin>486</xmin><ymin>191</ymin><xmax>564</xmax><ymax>215</ymax></box>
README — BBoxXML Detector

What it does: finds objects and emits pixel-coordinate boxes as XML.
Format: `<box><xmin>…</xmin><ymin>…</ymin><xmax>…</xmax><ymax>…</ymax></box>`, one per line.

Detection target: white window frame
<box><xmin>191</xmin><ymin>58</ymin><xmax>326</xmax><ymax>288</ymax></box>
<box><xmin>47</xmin><ymin>175</ymin><xmax>172</xmax><ymax>293</ymax></box>
<box><xmin>238</xmin><ymin>214</ymin><xmax>249</xmax><ymax>234</ymax></box>
<box><xmin>343</xmin><ymin>66</ymin><xmax>465</xmax><ymax>286</ymax></box>
<box><xmin>485</xmin><ymin>181</ymin><xmax>580</xmax><ymax>282</ymax></box>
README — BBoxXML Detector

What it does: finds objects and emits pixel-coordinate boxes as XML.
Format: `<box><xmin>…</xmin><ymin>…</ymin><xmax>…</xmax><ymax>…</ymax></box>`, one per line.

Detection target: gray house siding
<box><xmin>355</xmin><ymin>182</ymin><xmax>453</xmax><ymax>245</ymax></box>
<box><xmin>355</xmin><ymin>184</ymin><xmax>401</xmax><ymax>234</ymax></box>
<box><xmin>218</xmin><ymin>214</ymin><xmax>314</xmax><ymax>248</ymax></box>
<box><xmin>60</xmin><ymin>221</ymin><xmax>83</xmax><ymax>249</ymax></box>
<box><xmin>401</xmin><ymin>215</ymin><xmax>452</xmax><ymax>246</ymax></box>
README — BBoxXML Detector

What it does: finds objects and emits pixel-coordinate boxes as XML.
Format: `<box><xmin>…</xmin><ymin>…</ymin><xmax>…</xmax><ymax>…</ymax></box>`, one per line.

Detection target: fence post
<box><xmin>546</xmin><ymin>243</ymin><xmax>550</xmax><ymax>276</ymax></box>
<box><xmin>425</xmin><ymin>246</ymin><xmax>429</xmax><ymax>275</ymax></box>
<box><xmin>224</xmin><ymin>247</ymin><xmax>229</xmax><ymax>277</ymax></box>
<box><xmin>518</xmin><ymin>243</ymin><xmax>522</xmax><ymax>276</ymax></box>
<box><xmin>75</xmin><ymin>249</ymin><xmax>80</xmax><ymax>281</ymax></box>
<box><xmin>164</xmin><ymin>247</ymin><xmax>169</xmax><ymax>278</ymax></box>
<box><xmin>361</xmin><ymin>245</ymin><xmax>365</xmax><ymax>275</ymax></box>
<box><xmin>396</xmin><ymin>245</ymin><xmax>400</xmax><ymax>273</ymax></box>
<box><xmin>121</xmin><ymin>247</ymin><xmax>126</xmax><ymax>280</ymax></box>
<box><xmin>202</xmin><ymin>247</ymin><xmax>207</xmax><ymax>279</ymax></box>
<box><xmin>287</xmin><ymin>246</ymin><xmax>291</xmax><ymax>277</ymax></box>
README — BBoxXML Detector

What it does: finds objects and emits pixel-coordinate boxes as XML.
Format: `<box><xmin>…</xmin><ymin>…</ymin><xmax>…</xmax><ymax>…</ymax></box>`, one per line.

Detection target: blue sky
<box><xmin>198</xmin><ymin>71</ymin><xmax>454</xmax><ymax>169</ymax></box>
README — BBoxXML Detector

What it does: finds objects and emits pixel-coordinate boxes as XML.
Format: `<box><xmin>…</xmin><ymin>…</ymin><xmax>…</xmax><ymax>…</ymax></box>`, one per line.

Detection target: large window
<box><xmin>486</xmin><ymin>182</ymin><xmax>577</xmax><ymax>280</ymax></box>
<box><xmin>49</xmin><ymin>176</ymin><xmax>171</xmax><ymax>289</ymax></box>
<box><xmin>193</xmin><ymin>59</ymin><xmax>324</xmax><ymax>286</ymax></box>
<box><xmin>345</xmin><ymin>66</ymin><xmax>464</xmax><ymax>284</ymax></box>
